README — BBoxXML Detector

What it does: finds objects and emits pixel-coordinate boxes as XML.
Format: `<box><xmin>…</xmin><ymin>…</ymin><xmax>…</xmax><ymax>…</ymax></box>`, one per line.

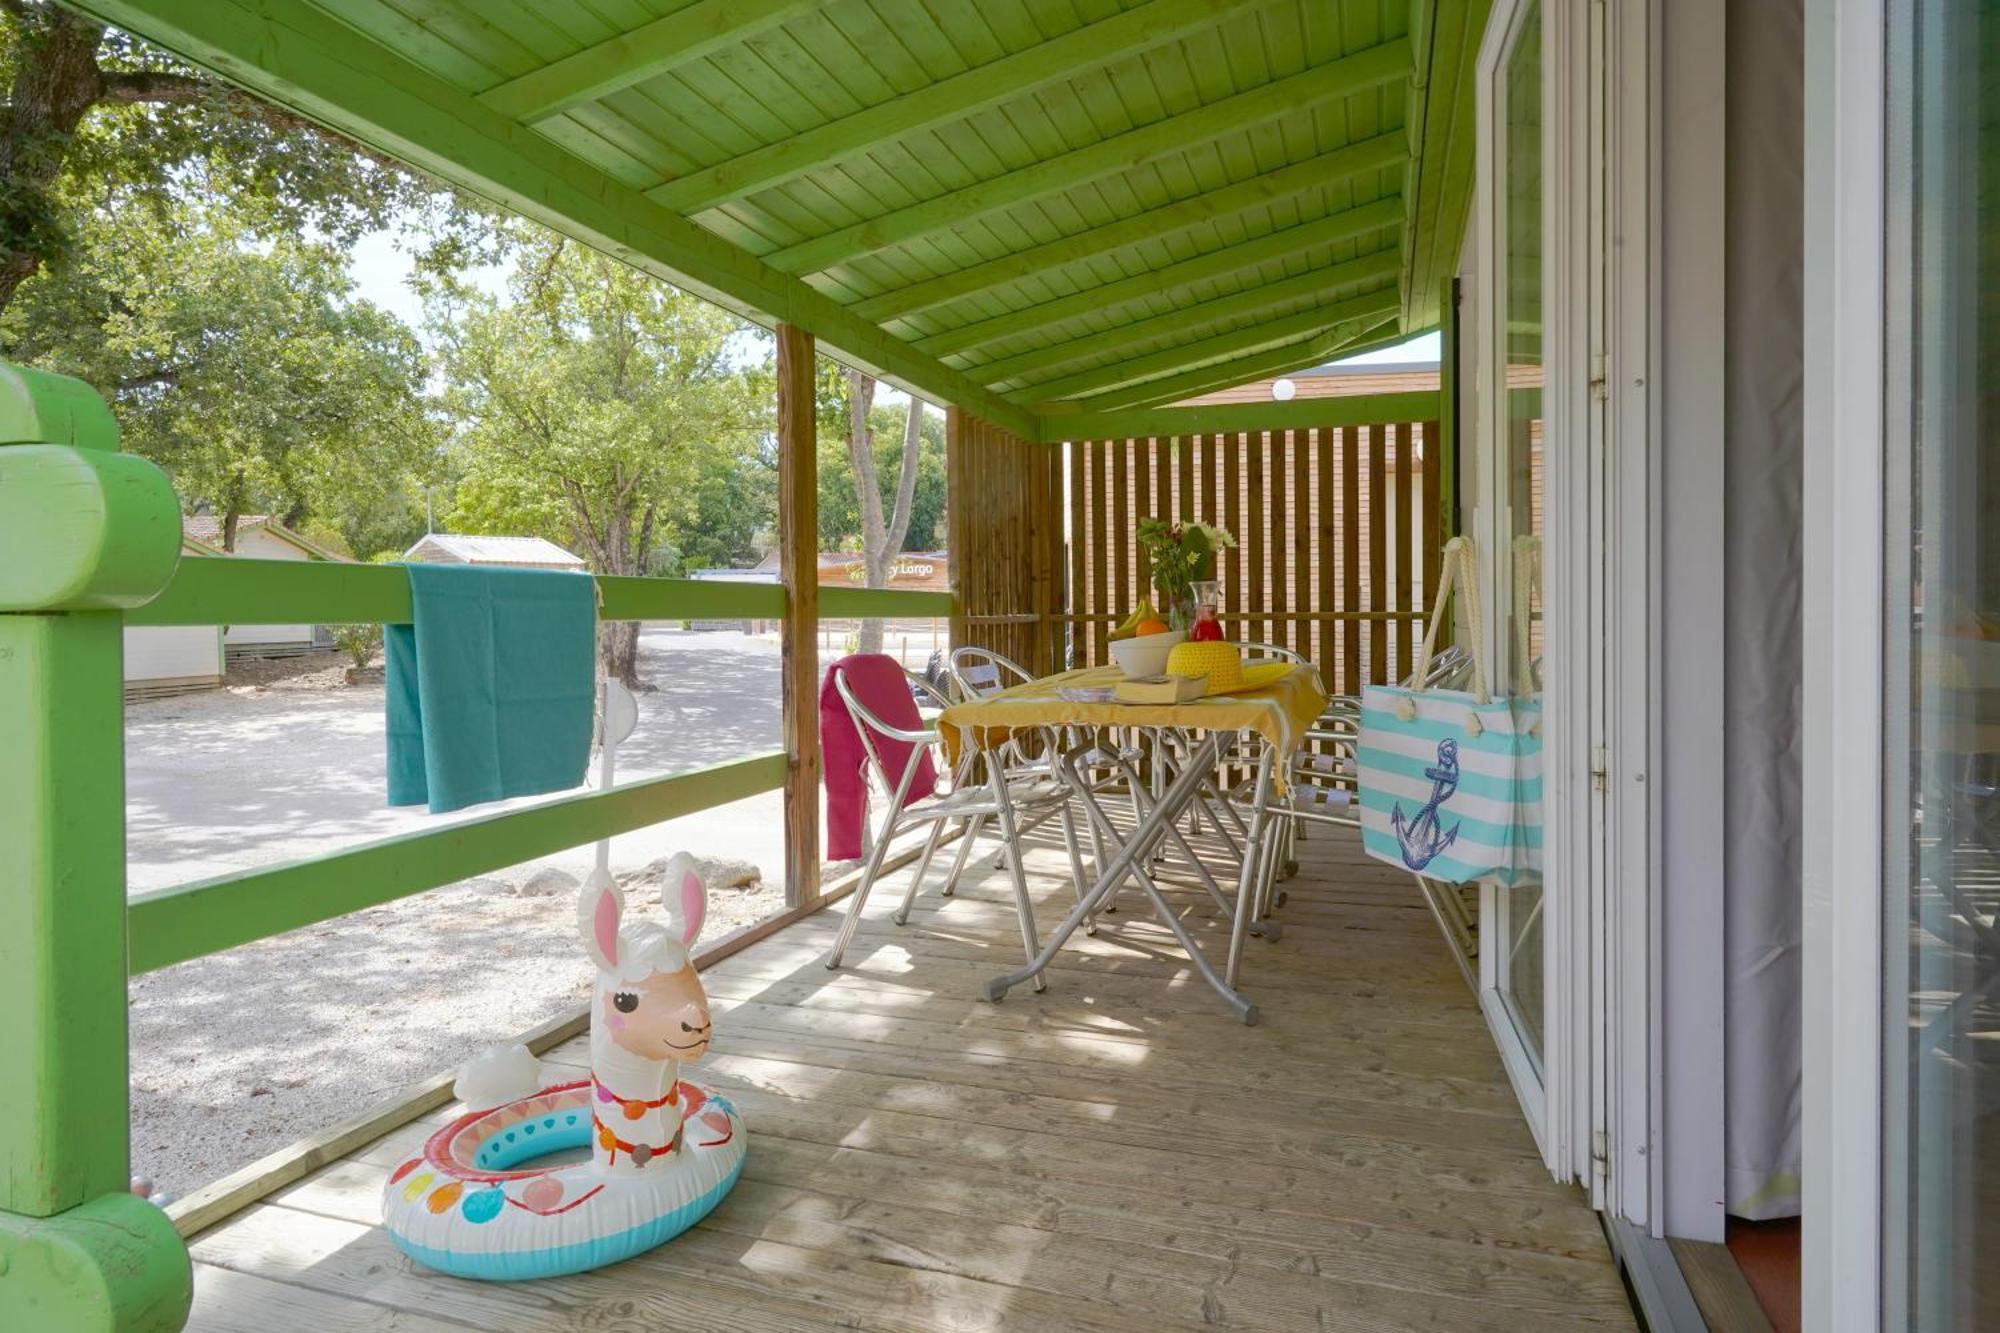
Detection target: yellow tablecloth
<box><xmin>939</xmin><ymin>663</ymin><xmax>1328</xmax><ymax>769</ymax></box>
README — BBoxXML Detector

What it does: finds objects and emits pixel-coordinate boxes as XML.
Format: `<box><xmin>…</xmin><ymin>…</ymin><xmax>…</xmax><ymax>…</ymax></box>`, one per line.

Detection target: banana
<box><xmin>1109</xmin><ymin>596</ymin><xmax>1159</xmax><ymax>642</ymax></box>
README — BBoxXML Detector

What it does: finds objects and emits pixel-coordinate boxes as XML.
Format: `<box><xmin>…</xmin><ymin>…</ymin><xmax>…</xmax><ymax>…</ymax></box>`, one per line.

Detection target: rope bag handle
<box><xmin>1404</xmin><ymin>535</ymin><xmax>1491</xmax><ymax>706</ymax></box>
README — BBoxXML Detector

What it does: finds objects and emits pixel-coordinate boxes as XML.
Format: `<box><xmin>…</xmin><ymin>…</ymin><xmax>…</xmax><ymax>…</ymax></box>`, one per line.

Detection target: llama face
<box><xmin>577</xmin><ymin>855</ymin><xmax>712</xmax><ymax>1066</ymax></box>
<box><xmin>602</xmin><ymin>965</ymin><xmax>711</xmax><ymax>1061</ymax></box>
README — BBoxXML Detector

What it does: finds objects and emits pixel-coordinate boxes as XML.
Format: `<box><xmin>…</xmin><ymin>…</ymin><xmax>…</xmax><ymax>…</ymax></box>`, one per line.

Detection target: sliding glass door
<box><xmin>1474</xmin><ymin>0</ymin><xmax>1549</xmax><ymax>1116</ymax></box>
<box><xmin>1882</xmin><ymin>2</ymin><xmax>2000</xmax><ymax>1326</ymax></box>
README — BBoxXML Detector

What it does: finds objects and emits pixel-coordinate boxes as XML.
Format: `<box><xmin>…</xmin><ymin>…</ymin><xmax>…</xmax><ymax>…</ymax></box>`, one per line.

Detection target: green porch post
<box><xmin>0</xmin><ymin>365</ymin><xmax>191</xmax><ymax>1330</ymax></box>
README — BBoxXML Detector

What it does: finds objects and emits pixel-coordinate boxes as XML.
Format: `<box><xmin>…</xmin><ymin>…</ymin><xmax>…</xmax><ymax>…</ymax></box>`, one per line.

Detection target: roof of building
<box><xmin>181</xmin><ymin>514</ymin><xmax>346</xmax><ymax>560</ymax></box>
<box><xmin>404</xmin><ymin>533</ymin><xmax>588</xmax><ymax>569</ymax></box>
<box><xmin>1178</xmin><ymin>361</ymin><xmax>1443</xmax><ymax>407</ymax></box>
<box><xmin>100</xmin><ymin>1</ymin><xmax>1483</xmax><ymax>437</ymax></box>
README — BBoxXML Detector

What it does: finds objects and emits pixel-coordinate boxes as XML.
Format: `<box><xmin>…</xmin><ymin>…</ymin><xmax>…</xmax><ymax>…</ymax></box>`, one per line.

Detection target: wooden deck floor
<box><xmin>180</xmin><ymin>820</ymin><xmax>1635</xmax><ymax>1332</ymax></box>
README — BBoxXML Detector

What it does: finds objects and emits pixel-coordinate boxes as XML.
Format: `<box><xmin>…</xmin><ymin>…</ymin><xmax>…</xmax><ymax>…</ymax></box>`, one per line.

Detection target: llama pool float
<box><xmin>383</xmin><ymin>854</ymin><xmax>746</xmax><ymax>1280</ymax></box>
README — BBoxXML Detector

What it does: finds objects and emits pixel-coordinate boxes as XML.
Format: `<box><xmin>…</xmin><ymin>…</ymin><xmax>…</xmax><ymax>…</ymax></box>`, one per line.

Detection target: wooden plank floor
<box><xmin>181</xmin><ymin>820</ymin><xmax>1635</xmax><ymax>1331</ymax></box>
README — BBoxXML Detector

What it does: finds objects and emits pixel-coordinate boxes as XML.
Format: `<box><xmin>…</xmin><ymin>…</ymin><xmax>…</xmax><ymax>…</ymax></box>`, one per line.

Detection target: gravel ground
<box><xmin>127</xmin><ymin>627</ymin><xmax>809</xmax><ymax>1195</ymax></box>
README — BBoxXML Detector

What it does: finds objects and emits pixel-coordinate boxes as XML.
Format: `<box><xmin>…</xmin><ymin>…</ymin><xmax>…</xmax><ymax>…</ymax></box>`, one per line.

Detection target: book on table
<box><xmin>1113</xmin><ymin>674</ymin><xmax>1206</xmax><ymax>705</ymax></box>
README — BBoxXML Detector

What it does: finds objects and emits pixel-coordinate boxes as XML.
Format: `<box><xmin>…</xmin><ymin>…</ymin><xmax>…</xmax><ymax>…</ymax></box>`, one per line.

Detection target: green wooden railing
<box><xmin>0</xmin><ymin>364</ymin><xmax>950</xmax><ymax>1330</ymax></box>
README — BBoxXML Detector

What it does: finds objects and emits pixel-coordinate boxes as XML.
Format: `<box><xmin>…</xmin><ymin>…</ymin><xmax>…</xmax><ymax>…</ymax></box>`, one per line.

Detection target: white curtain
<box><xmin>1722</xmin><ymin>0</ymin><xmax>1804</xmax><ymax>1222</ymax></box>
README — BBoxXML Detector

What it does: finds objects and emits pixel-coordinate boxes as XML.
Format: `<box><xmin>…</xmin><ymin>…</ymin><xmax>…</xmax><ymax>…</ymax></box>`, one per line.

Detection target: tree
<box><xmin>818</xmin><ymin>367</ymin><xmax>932</xmax><ymax>653</ymax></box>
<box><xmin>434</xmin><ymin>230</ymin><xmax>770</xmax><ymax>687</ymax></box>
<box><xmin>0</xmin><ymin>3</ymin><xmax>484</xmax><ymax>317</ymax></box>
<box><xmin>1</xmin><ymin>200</ymin><xmax>440</xmax><ymax>549</ymax></box>
<box><xmin>817</xmin><ymin>400</ymin><xmax>944</xmax><ymax>551</ymax></box>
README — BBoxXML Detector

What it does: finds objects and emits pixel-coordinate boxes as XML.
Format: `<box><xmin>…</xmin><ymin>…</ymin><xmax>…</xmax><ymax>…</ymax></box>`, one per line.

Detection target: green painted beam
<box><xmin>126</xmin><ymin>557</ymin><xmax>793</xmax><ymax>625</ymax></box>
<box><xmin>817</xmin><ymin>586</ymin><xmax>954</xmax><ymax>618</ymax></box>
<box><xmin>649</xmin><ymin>0</ymin><xmax>1261</xmax><ymax>215</ymax></box>
<box><xmin>973</xmin><ymin>248</ymin><xmax>1401</xmax><ymax>389</ymax></box>
<box><xmin>475</xmin><ymin>0</ymin><xmax>816</xmax><ymax>124</ymax></box>
<box><xmin>1037</xmin><ymin>390</ymin><xmax>1443</xmax><ymax>443</ymax></box>
<box><xmin>766</xmin><ymin>42</ymin><xmax>1411</xmax><ymax>276</ymax></box>
<box><xmin>1400</xmin><ymin>0</ymin><xmax>1490</xmax><ymax>331</ymax></box>
<box><xmin>847</xmin><ymin>133</ymin><xmax>1406</xmax><ymax>325</ymax></box>
<box><xmin>1011</xmin><ymin>289</ymin><xmax>1399</xmax><ymax>406</ymax></box>
<box><xmin>1084</xmin><ymin>314</ymin><xmax>1409</xmax><ymax>413</ymax></box>
<box><xmin>123</xmin><ymin>556</ymin><xmax>953</xmax><ymax>626</ymax></box>
<box><xmin>68</xmin><ymin>0</ymin><xmax>1040</xmax><ymax>439</ymax></box>
<box><xmin>915</xmin><ymin>198</ymin><xmax>1402</xmax><ymax>361</ymax></box>
<box><xmin>127</xmin><ymin>751</ymin><xmax>788</xmax><ymax>975</ymax></box>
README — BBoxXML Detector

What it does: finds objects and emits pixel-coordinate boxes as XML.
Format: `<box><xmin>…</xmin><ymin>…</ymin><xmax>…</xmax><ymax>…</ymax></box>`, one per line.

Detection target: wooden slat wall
<box><xmin>948</xmin><ymin>407</ymin><xmax>1064</xmax><ymax>675</ymax></box>
<box><xmin>1060</xmin><ymin>420</ymin><xmax>1442</xmax><ymax>693</ymax></box>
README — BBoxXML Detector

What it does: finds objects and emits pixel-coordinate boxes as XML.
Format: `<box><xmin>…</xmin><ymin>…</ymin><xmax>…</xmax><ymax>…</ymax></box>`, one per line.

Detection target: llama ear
<box><xmin>577</xmin><ymin>867</ymin><xmax>623</xmax><ymax>972</ymax></box>
<box><xmin>677</xmin><ymin>868</ymin><xmax>707</xmax><ymax>948</ymax></box>
<box><xmin>660</xmin><ymin>852</ymin><xmax>707</xmax><ymax>948</ymax></box>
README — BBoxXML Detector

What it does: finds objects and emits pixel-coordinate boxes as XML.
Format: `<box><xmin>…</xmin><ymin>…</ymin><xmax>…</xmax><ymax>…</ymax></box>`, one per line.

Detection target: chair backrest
<box><xmin>1419</xmin><ymin>643</ymin><xmax>1472</xmax><ymax>689</ymax></box>
<box><xmin>948</xmin><ymin>645</ymin><xmax>1034</xmax><ymax>700</ymax></box>
<box><xmin>829</xmin><ymin>656</ymin><xmax>945</xmax><ymax>799</ymax></box>
<box><xmin>1238</xmin><ymin>640</ymin><xmax>1308</xmax><ymax>666</ymax></box>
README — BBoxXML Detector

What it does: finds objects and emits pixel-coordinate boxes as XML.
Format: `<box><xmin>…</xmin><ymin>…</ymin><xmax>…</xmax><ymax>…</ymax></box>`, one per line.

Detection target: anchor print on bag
<box><xmin>1390</xmin><ymin>738</ymin><xmax>1463</xmax><ymax>871</ymax></box>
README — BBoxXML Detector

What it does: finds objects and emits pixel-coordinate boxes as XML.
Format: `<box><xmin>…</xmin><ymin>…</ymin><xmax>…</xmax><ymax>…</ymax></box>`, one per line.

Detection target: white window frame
<box><xmin>1469</xmin><ymin>0</ymin><xmax>1603</xmax><ymax>1188</ymax></box>
<box><xmin>1801</xmin><ymin>0</ymin><xmax>1887</xmax><ymax>1326</ymax></box>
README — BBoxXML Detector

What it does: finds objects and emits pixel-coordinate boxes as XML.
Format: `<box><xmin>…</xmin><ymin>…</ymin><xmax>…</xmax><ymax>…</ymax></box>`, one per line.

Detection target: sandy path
<box><xmin>127</xmin><ymin>628</ymin><xmax>805</xmax><ymax>1193</ymax></box>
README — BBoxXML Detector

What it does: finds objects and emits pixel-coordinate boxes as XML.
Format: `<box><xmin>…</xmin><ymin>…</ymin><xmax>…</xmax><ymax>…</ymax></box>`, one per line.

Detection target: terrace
<box><xmin>1</xmin><ymin>2</ymin><xmax>1641</xmax><ymax>1329</ymax></box>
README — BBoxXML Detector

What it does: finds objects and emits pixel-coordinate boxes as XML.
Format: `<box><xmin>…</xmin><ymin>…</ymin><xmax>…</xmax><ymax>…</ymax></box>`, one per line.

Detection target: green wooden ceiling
<box><xmin>69</xmin><ymin>0</ymin><xmax>1486</xmax><ymax>441</ymax></box>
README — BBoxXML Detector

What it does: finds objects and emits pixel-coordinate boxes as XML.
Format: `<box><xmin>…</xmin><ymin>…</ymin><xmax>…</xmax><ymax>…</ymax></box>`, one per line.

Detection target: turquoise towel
<box><xmin>386</xmin><ymin>562</ymin><xmax>597</xmax><ymax>814</ymax></box>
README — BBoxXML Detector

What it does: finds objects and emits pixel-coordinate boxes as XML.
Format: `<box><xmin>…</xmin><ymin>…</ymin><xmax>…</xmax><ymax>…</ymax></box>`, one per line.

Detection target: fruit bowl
<box><xmin>1108</xmin><ymin>631</ymin><xmax>1186</xmax><ymax>678</ymax></box>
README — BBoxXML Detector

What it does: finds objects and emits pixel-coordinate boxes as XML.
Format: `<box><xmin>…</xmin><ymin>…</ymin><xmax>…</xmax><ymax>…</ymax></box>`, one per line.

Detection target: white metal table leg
<box><xmin>985</xmin><ymin>755</ymin><xmax>1048</xmax><ymax>992</ymax></box>
<box><xmin>1224</xmin><ymin>749</ymin><xmax>1275</xmax><ymax>989</ymax></box>
<box><xmin>985</xmin><ymin>737</ymin><xmax>1260</xmax><ymax>1022</ymax></box>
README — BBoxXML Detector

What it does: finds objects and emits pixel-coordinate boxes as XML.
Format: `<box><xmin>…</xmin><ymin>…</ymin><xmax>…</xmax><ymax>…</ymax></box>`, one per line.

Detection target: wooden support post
<box><xmin>776</xmin><ymin>325</ymin><xmax>820</xmax><ymax>907</ymax></box>
<box><xmin>946</xmin><ymin>405</ymin><xmax>967</xmax><ymax>650</ymax></box>
<box><xmin>0</xmin><ymin>366</ymin><xmax>191</xmax><ymax>1331</ymax></box>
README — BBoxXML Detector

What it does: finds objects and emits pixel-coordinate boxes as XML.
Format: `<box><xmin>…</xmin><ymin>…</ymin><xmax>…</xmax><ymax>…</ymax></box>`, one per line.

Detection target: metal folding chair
<box><xmin>822</xmin><ymin>661</ymin><xmax>1085</xmax><ymax>990</ymax></box>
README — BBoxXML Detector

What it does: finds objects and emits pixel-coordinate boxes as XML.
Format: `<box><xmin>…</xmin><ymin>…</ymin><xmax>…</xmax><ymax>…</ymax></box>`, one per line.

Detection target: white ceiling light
<box><xmin>1271</xmin><ymin>377</ymin><xmax>1297</xmax><ymax>402</ymax></box>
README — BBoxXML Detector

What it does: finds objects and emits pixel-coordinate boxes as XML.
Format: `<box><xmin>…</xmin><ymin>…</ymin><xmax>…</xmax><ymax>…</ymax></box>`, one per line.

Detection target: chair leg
<box><xmin>894</xmin><ymin>818</ymin><xmax>950</xmax><ymax>926</ymax></box>
<box><xmin>939</xmin><ymin>812</ymin><xmax>987</xmax><ymax>896</ymax></box>
<box><xmin>825</xmin><ymin>807</ymin><xmax>904</xmax><ymax>970</ymax></box>
<box><xmin>987</xmin><ymin>763</ymin><xmax>1047</xmax><ymax>992</ymax></box>
<box><xmin>1057</xmin><ymin>797</ymin><xmax>1096</xmax><ymax>937</ymax></box>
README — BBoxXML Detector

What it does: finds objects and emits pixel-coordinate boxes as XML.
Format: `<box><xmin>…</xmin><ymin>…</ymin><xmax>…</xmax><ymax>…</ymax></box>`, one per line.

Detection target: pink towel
<box><xmin>820</xmin><ymin>654</ymin><xmax>939</xmax><ymax>861</ymax></box>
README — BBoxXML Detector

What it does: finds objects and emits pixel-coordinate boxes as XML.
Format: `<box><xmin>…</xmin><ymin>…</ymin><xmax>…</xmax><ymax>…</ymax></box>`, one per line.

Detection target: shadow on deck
<box><xmin>180</xmin><ymin>820</ymin><xmax>1635</xmax><ymax>1331</ymax></box>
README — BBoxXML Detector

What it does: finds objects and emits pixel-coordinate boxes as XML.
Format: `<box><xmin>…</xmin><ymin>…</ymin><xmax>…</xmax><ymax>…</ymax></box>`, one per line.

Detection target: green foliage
<box><xmin>431</xmin><ymin>227</ymin><xmax>772</xmax><ymax>578</ymax></box>
<box><xmin>292</xmin><ymin>519</ymin><xmax>355</xmax><ymax>560</ymax></box>
<box><xmin>0</xmin><ymin>200</ymin><xmax>440</xmax><ymax>547</ymax></box>
<box><xmin>0</xmin><ymin>4</ymin><xmax>493</xmax><ymax>314</ymax></box>
<box><xmin>329</xmin><ymin>622</ymin><xmax>382</xmax><ymax>671</ymax></box>
<box><xmin>1136</xmin><ymin>519</ymin><xmax>1235</xmax><ymax>602</ymax></box>
<box><xmin>817</xmin><ymin>399</ymin><xmax>944</xmax><ymax>552</ymax></box>
<box><xmin>3</xmin><ymin>203</ymin><xmax>435</xmax><ymax>536</ymax></box>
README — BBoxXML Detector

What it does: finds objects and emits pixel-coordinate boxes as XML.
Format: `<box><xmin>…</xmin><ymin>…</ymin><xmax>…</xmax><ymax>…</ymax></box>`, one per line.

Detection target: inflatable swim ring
<box><xmin>386</xmin><ymin>851</ymin><xmax>744</xmax><ymax>1279</ymax></box>
<box><xmin>382</xmin><ymin>1076</ymin><xmax>744</xmax><ymax>1280</ymax></box>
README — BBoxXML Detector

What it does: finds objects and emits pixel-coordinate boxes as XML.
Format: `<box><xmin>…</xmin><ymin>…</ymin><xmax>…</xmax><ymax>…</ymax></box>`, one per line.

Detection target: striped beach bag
<box><xmin>1357</xmin><ymin>537</ymin><xmax>1543</xmax><ymax>885</ymax></box>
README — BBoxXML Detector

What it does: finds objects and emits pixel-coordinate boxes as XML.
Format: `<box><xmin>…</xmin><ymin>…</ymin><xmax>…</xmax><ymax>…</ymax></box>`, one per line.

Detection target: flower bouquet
<box><xmin>1135</xmin><ymin>519</ymin><xmax>1235</xmax><ymax>634</ymax></box>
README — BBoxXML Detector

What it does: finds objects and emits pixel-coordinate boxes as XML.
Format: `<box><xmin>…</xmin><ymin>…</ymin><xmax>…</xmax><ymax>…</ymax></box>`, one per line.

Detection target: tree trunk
<box><xmin>600</xmin><ymin>620</ymin><xmax>642</xmax><ymax>691</ymax></box>
<box><xmin>221</xmin><ymin>484</ymin><xmax>245</xmax><ymax>552</ymax></box>
<box><xmin>844</xmin><ymin>370</ymin><xmax>885</xmax><ymax>653</ymax></box>
<box><xmin>0</xmin><ymin>10</ymin><xmax>108</xmax><ymax>314</ymax></box>
<box><xmin>596</xmin><ymin>498</ymin><xmax>645</xmax><ymax>691</ymax></box>
<box><xmin>858</xmin><ymin>397</ymin><xmax>927</xmax><ymax>655</ymax></box>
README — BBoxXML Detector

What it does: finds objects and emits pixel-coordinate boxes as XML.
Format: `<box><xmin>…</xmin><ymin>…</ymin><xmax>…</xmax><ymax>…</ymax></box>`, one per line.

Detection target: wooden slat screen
<box><xmin>947</xmin><ymin>407</ymin><xmax>1064</xmax><ymax>675</ymax></box>
<box><xmin>1062</xmin><ymin>420</ymin><xmax>1442</xmax><ymax>694</ymax></box>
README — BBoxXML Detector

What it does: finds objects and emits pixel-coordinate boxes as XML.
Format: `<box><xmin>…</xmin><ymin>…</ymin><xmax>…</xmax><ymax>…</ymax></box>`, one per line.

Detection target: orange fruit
<box><xmin>1134</xmin><ymin>618</ymin><xmax>1170</xmax><ymax>636</ymax></box>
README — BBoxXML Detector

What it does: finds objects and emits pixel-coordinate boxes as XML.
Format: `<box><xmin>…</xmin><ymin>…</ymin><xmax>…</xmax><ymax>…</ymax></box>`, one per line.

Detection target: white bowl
<box><xmin>1108</xmin><ymin>631</ymin><xmax>1187</xmax><ymax>678</ymax></box>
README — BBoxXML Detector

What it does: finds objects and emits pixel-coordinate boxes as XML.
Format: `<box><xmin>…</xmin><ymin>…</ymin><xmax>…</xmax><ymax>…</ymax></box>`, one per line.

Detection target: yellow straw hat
<box><xmin>1164</xmin><ymin>641</ymin><xmax>1244</xmax><ymax>694</ymax></box>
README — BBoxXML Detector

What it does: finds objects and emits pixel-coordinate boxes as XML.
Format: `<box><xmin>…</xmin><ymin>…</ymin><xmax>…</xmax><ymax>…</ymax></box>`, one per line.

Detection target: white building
<box><xmin>122</xmin><ymin>535</ymin><xmax>225</xmax><ymax>699</ymax></box>
<box><xmin>182</xmin><ymin>515</ymin><xmax>348</xmax><ymax>658</ymax></box>
<box><xmin>401</xmin><ymin>533</ymin><xmax>587</xmax><ymax>571</ymax></box>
